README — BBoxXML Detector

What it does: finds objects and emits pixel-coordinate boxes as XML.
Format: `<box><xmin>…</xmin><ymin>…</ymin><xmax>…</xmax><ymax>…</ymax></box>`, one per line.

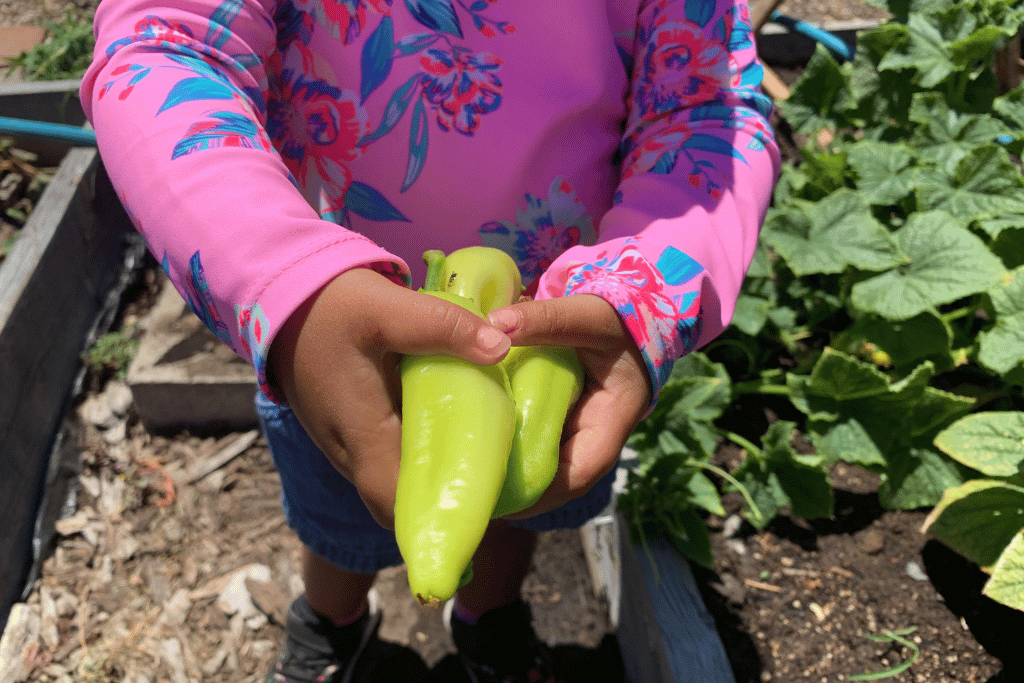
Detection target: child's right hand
<box><xmin>267</xmin><ymin>266</ymin><xmax>512</xmax><ymax>529</ymax></box>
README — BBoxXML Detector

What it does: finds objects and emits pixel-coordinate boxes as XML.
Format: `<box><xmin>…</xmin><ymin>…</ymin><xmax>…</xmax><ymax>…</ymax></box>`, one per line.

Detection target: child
<box><xmin>81</xmin><ymin>0</ymin><xmax>779</xmax><ymax>681</ymax></box>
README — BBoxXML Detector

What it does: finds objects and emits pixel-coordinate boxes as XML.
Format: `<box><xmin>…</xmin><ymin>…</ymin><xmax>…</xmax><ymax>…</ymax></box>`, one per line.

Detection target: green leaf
<box><xmin>876</xmin><ymin>13</ymin><xmax>953</xmax><ymax>88</ymax></box>
<box><xmin>805</xmin><ymin>347</ymin><xmax>895</xmax><ymax>401</ymax></box>
<box><xmin>984</xmin><ymin>529</ymin><xmax>1024</xmax><ymax>611</ymax></box>
<box><xmin>934</xmin><ymin>411</ymin><xmax>1024</xmax><ymax>478</ymax></box>
<box><xmin>778</xmin><ymin>44</ymin><xmax>853</xmax><ymax>134</ymax></box>
<box><xmin>814</xmin><ymin>419</ymin><xmax>887</xmax><ymax>469</ymax></box>
<box><xmin>851</xmin><ymin>210</ymin><xmax>1007</xmax><ymax>320</ymax></box>
<box><xmin>687</xmin><ymin>471</ymin><xmax>725</xmax><ymax>516</ymax></box>
<box><xmin>641</xmin><ymin>352</ymin><xmax>731</xmax><ymax>432</ymax></box>
<box><xmin>909</xmin><ymin>387</ymin><xmax>976</xmax><ymax>440</ymax></box>
<box><xmin>730</xmin><ymin>421</ymin><xmax>832</xmax><ymax>525</ymax></box>
<box><xmin>916</xmin><ymin>145</ymin><xmax>1024</xmax><ymax>222</ymax></box>
<box><xmin>909</xmin><ymin>92</ymin><xmax>1013</xmax><ymax>149</ymax></box>
<box><xmin>923</xmin><ymin>479</ymin><xmax>1024</xmax><ymax>568</ymax></box>
<box><xmin>795</xmin><ymin>353</ymin><xmax>939</xmax><ymax>481</ymax></box>
<box><xmin>765</xmin><ymin>191</ymin><xmax>901</xmax><ymax>277</ymax></box>
<box><xmin>666</xmin><ymin>507</ymin><xmax>716</xmax><ymax>570</ymax></box>
<box><xmin>843</xmin><ymin>311</ymin><xmax>954</xmax><ymax>373</ymax></box>
<box><xmin>989</xmin><ymin>226</ymin><xmax>1024</xmax><ymax>267</ymax></box>
<box><xmin>878</xmin><ymin>446</ymin><xmax>966</xmax><ymax>510</ymax></box>
<box><xmin>660</xmin><ymin>353</ymin><xmax>733</xmax><ymax>428</ymax></box>
<box><xmin>993</xmin><ymin>84</ymin><xmax>1024</xmax><ymax>131</ymax></box>
<box><xmin>847</xmin><ymin>141</ymin><xmax>917</xmax><ymax>205</ymax></box>
<box><xmin>979</xmin><ymin>267</ymin><xmax>1024</xmax><ymax>374</ymax></box>
<box><xmin>731</xmin><ymin>292</ymin><xmax>772</xmax><ymax>337</ymax></box>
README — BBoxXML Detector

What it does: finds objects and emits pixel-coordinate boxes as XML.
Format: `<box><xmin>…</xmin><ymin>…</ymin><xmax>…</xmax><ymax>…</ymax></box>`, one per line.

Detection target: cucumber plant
<box><xmin>620</xmin><ymin>0</ymin><xmax>1024</xmax><ymax>612</ymax></box>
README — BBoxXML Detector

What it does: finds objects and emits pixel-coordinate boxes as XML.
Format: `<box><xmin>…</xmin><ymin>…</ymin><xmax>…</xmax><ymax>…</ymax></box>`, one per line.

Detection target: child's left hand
<box><xmin>486</xmin><ymin>293</ymin><xmax>652</xmax><ymax>518</ymax></box>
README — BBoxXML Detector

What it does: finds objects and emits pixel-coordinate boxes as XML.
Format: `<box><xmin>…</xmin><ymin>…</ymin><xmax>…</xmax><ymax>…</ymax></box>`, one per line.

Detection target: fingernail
<box><xmin>487</xmin><ymin>308</ymin><xmax>519</xmax><ymax>333</ymax></box>
<box><xmin>477</xmin><ymin>326</ymin><xmax>510</xmax><ymax>353</ymax></box>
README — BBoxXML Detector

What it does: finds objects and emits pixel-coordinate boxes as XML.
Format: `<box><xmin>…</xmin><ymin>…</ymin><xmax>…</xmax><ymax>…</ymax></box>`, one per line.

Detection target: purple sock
<box><xmin>452</xmin><ymin>598</ymin><xmax>485</xmax><ymax>626</ymax></box>
<box><xmin>328</xmin><ymin>602</ymin><xmax>367</xmax><ymax>628</ymax></box>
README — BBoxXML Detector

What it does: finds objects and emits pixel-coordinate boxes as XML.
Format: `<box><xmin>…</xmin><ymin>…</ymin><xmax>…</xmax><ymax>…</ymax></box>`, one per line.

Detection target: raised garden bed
<box><xmin>0</xmin><ymin>78</ymin><xmax>135</xmax><ymax>636</ymax></box>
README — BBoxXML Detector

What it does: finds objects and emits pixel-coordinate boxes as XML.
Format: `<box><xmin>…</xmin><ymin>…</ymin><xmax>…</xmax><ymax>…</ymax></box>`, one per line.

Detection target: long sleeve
<box><xmin>82</xmin><ymin>0</ymin><xmax>779</xmax><ymax>405</ymax></box>
<box><xmin>81</xmin><ymin>0</ymin><xmax>411</xmax><ymax>398</ymax></box>
<box><xmin>535</xmin><ymin>0</ymin><xmax>781</xmax><ymax>400</ymax></box>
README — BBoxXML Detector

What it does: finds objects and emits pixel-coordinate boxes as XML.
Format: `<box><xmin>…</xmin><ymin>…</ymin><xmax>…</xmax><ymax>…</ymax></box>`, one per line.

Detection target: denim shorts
<box><xmin>255</xmin><ymin>391</ymin><xmax>615</xmax><ymax>574</ymax></box>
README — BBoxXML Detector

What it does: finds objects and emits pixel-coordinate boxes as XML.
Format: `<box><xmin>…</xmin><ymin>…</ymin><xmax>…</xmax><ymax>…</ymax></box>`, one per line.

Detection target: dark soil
<box><xmin>699</xmin><ymin>457</ymin><xmax>1024</xmax><ymax>683</ymax></box>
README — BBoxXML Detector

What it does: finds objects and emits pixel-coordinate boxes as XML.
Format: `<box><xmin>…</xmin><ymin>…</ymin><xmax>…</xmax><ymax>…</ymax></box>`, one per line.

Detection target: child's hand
<box><xmin>486</xmin><ymin>294</ymin><xmax>652</xmax><ymax>518</ymax></box>
<box><xmin>267</xmin><ymin>267</ymin><xmax>512</xmax><ymax>529</ymax></box>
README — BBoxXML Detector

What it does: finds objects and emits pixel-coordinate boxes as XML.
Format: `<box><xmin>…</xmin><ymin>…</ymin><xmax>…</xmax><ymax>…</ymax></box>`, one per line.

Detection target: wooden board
<box><xmin>0</xmin><ymin>148</ymin><xmax>133</xmax><ymax>632</ymax></box>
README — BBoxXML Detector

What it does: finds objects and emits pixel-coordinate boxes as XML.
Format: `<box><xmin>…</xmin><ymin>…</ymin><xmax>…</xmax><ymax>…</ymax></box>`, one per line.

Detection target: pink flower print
<box><xmin>480</xmin><ymin>178</ymin><xmax>596</xmax><ymax>290</ymax></box>
<box><xmin>102</xmin><ymin>15</ymin><xmax>196</xmax><ymax>59</ymax></box>
<box><xmin>236</xmin><ymin>302</ymin><xmax>271</xmax><ymax>396</ymax></box>
<box><xmin>266</xmin><ymin>49</ymin><xmax>369</xmax><ymax>214</ymax></box>
<box><xmin>631</xmin><ymin>12</ymin><xmax>732</xmax><ymax>133</ymax></box>
<box><xmin>302</xmin><ymin>0</ymin><xmax>392</xmax><ymax>44</ymax></box>
<box><xmin>558</xmin><ymin>244</ymin><xmax>701</xmax><ymax>391</ymax></box>
<box><xmin>419</xmin><ymin>48</ymin><xmax>502</xmax><ymax>135</ymax></box>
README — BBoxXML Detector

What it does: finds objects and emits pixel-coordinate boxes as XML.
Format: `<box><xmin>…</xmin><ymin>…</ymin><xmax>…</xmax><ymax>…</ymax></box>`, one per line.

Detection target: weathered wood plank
<box><xmin>0</xmin><ymin>148</ymin><xmax>133</xmax><ymax>632</ymax></box>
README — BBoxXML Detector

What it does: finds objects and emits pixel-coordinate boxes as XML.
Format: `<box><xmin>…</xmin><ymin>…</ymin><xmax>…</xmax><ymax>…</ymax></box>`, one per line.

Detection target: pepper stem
<box><xmin>422</xmin><ymin>250</ymin><xmax>447</xmax><ymax>292</ymax></box>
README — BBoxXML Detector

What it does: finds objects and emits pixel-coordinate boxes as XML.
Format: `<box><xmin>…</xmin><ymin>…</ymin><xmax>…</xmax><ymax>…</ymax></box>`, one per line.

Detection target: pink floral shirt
<box><xmin>81</xmin><ymin>0</ymin><xmax>780</xmax><ymax>402</ymax></box>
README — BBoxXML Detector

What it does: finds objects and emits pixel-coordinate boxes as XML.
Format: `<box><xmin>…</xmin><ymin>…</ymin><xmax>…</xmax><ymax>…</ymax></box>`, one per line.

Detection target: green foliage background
<box><xmin>619</xmin><ymin>0</ymin><xmax>1024</xmax><ymax>612</ymax></box>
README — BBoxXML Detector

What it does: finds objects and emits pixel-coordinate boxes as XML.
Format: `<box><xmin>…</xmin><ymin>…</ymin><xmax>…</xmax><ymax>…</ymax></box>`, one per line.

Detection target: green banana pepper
<box><xmin>442</xmin><ymin>247</ymin><xmax>585</xmax><ymax>518</ymax></box>
<box><xmin>492</xmin><ymin>343</ymin><xmax>583</xmax><ymax>518</ymax></box>
<box><xmin>395</xmin><ymin>250</ymin><xmax>516</xmax><ymax>607</ymax></box>
<box><xmin>395</xmin><ymin>246</ymin><xmax>585</xmax><ymax>605</ymax></box>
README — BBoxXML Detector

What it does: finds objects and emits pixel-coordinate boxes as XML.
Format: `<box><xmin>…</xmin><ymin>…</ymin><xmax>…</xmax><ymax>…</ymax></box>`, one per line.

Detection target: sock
<box><xmin>452</xmin><ymin>598</ymin><xmax>486</xmax><ymax>626</ymax></box>
<box><xmin>328</xmin><ymin>602</ymin><xmax>368</xmax><ymax>628</ymax></box>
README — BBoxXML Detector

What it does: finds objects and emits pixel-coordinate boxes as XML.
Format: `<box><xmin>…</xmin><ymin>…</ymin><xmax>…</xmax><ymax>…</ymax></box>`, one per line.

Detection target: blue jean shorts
<box><xmin>255</xmin><ymin>391</ymin><xmax>615</xmax><ymax>574</ymax></box>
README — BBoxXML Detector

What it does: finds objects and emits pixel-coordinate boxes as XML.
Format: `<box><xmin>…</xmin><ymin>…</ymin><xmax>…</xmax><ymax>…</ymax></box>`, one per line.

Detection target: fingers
<box><xmin>486</xmin><ymin>294</ymin><xmax>627</xmax><ymax>350</ymax></box>
<box><xmin>373</xmin><ymin>284</ymin><xmax>511</xmax><ymax>364</ymax></box>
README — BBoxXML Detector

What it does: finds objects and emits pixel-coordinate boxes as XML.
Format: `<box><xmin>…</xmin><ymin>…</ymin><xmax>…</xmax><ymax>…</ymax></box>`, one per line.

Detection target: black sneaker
<box><xmin>444</xmin><ymin>599</ymin><xmax>561</xmax><ymax>683</ymax></box>
<box><xmin>267</xmin><ymin>591</ymin><xmax>382</xmax><ymax>683</ymax></box>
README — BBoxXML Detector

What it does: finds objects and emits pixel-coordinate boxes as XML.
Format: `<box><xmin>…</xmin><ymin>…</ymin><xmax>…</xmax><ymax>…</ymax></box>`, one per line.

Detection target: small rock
<box><xmin>0</xmin><ymin>603</ymin><xmax>41</xmax><ymax>683</ymax></box>
<box><xmin>52</xmin><ymin>588</ymin><xmax>78</xmax><ymax>618</ymax></box>
<box><xmin>39</xmin><ymin>589</ymin><xmax>59</xmax><ymax>650</ymax></box>
<box><xmin>161</xmin><ymin>638</ymin><xmax>189</xmax><ymax>683</ymax></box>
<box><xmin>113</xmin><ymin>527</ymin><xmax>141</xmax><ymax>561</ymax></box>
<box><xmin>79</xmin><ymin>394</ymin><xmax>118</xmax><ymax>429</ymax></box>
<box><xmin>202</xmin><ymin>647</ymin><xmax>229</xmax><ymax>676</ymax></box>
<box><xmin>163</xmin><ymin>588</ymin><xmax>192</xmax><ymax>626</ymax></box>
<box><xmin>217</xmin><ymin>564</ymin><xmax>272</xmax><ymax>618</ymax></box>
<box><xmin>856</xmin><ymin>529</ymin><xmax>885</xmax><ymax>555</ymax></box>
<box><xmin>105</xmin><ymin>381</ymin><xmax>135</xmax><ymax>416</ymax></box>
<box><xmin>54</xmin><ymin>511</ymin><xmax>93</xmax><ymax>537</ymax></box>
<box><xmin>906</xmin><ymin>561</ymin><xmax>929</xmax><ymax>582</ymax></box>
<box><xmin>160</xmin><ymin>517</ymin><xmax>186</xmax><ymax>544</ymax></box>
<box><xmin>103</xmin><ymin>420</ymin><xmax>128</xmax><ymax>445</ymax></box>
<box><xmin>722</xmin><ymin>514</ymin><xmax>743</xmax><ymax>538</ymax></box>
<box><xmin>725</xmin><ymin>538</ymin><xmax>747</xmax><ymax>556</ymax></box>
<box><xmin>250</xmin><ymin>640</ymin><xmax>276</xmax><ymax>658</ymax></box>
<box><xmin>246</xmin><ymin>613</ymin><xmax>268</xmax><ymax>630</ymax></box>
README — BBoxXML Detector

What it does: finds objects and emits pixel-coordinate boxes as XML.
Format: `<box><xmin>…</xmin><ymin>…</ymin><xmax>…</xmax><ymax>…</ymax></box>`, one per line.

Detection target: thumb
<box><xmin>375</xmin><ymin>286</ymin><xmax>512</xmax><ymax>364</ymax></box>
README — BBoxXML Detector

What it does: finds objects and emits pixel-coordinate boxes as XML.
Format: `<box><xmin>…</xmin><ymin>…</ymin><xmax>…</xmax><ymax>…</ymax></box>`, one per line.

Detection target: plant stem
<box><xmin>690</xmin><ymin>459</ymin><xmax>765</xmax><ymax>525</ymax></box>
<box><xmin>721</xmin><ymin>431</ymin><xmax>762</xmax><ymax>459</ymax></box>
<box><xmin>940</xmin><ymin>305</ymin><xmax>976</xmax><ymax>325</ymax></box>
<box><xmin>732</xmin><ymin>379</ymin><xmax>793</xmax><ymax>396</ymax></box>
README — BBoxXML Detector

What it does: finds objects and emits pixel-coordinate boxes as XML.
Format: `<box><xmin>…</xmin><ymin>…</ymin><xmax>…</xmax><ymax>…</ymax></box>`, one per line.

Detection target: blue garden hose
<box><xmin>770</xmin><ymin>12</ymin><xmax>855</xmax><ymax>63</ymax></box>
<box><xmin>0</xmin><ymin>116</ymin><xmax>96</xmax><ymax>146</ymax></box>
